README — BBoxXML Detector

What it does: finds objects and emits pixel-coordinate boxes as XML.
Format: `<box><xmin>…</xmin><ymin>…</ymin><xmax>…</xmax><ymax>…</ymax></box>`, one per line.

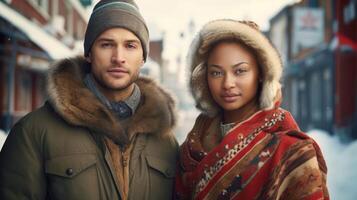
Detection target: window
<box><xmin>67</xmin><ymin>7</ymin><xmax>73</xmax><ymax>36</ymax></box>
<box><xmin>291</xmin><ymin>78</ymin><xmax>299</xmax><ymax>118</ymax></box>
<box><xmin>34</xmin><ymin>74</ymin><xmax>46</xmax><ymax>108</ymax></box>
<box><xmin>344</xmin><ymin>0</ymin><xmax>356</xmax><ymax>24</ymax></box>
<box><xmin>76</xmin><ymin>20</ymin><xmax>85</xmax><ymax>40</ymax></box>
<box><xmin>310</xmin><ymin>72</ymin><xmax>322</xmax><ymax>121</ymax></box>
<box><xmin>0</xmin><ymin>61</ymin><xmax>6</xmax><ymax>112</ymax></box>
<box><xmin>51</xmin><ymin>0</ymin><xmax>59</xmax><ymax>16</ymax></box>
<box><xmin>323</xmin><ymin>68</ymin><xmax>333</xmax><ymax>121</ymax></box>
<box><xmin>16</xmin><ymin>70</ymin><xmax>32</xmax><ymax>112</ymax></box>
<box><xmin>38</xmin><ymin>0</ymin><xmax>48</xmax><ymax>13</ymax></box>
<box><xmin>27</xmin><ymin>0</ymin><xmax>49</xmax><ymax>17</ymax></box>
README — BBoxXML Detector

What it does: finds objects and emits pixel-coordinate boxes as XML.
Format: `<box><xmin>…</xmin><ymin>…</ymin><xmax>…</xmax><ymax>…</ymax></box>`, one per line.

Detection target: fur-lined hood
<box><xmin>188</xmin><ymin>19</ymin><xmax>282</xmax><ymax>116</ymax></box>
<box><xmin>47</xmin><ymin>56</ymin><xmax>176</xmax><ymax>146</ymax></box>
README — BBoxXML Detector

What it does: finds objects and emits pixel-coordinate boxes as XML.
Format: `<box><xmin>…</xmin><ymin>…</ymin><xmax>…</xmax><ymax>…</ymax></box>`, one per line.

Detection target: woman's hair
<box><xmin>188</xmin><ymin>19</ymin><xmax>283</xmax><ymax>116</ymax></box>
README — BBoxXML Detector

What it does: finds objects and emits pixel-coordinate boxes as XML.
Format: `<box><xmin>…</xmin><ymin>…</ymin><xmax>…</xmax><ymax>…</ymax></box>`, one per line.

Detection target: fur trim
<box><xmin>187</xmin><ymin>19</ymin><xmax>282</xmax><ymax>116</ymax></box>
<box><xmin>47</xmin><ymin>56</ymin><xmax>176</xmax><ymax>146</ymax></box>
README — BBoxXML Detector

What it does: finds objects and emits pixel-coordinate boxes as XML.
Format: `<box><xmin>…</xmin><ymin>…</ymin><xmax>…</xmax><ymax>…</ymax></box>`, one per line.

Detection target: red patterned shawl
<box><xmin>175</xmin><ymin>108</ymin><xmax>329</xmax><ymax>200</ymax></box>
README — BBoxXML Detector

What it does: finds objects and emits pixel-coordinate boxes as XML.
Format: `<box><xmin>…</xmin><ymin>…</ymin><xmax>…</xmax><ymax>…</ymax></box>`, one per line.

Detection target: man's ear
<box><xmin>85</xmin><ymin>53</ymin><xmax>91</xmax><ymax>63</ymax></box>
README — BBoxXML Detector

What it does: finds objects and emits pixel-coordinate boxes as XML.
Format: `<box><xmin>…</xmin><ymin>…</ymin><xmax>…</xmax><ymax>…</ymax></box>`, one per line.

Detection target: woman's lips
<box><xmin>221</xmin><ymin>94</ymin><xmax>241</xmax><ymax>103</ymax></box>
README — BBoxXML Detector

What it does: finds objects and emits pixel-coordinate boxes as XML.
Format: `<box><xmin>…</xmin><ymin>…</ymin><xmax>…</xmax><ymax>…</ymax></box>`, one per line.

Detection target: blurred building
<box><xmin>161</xmin><ymin>19</ymin><xmax>199</xmax><ymax>143</ymax></box>
<box><xmin>333</xmin><ymin>0</ymin><xmax>357</xmax><ymax>140</ymax></box>
<box><xmin>141</xmin><ymin>57</ymin><xmax>161</xmax><ymax>82</ymax></box>
<box><xmin>269</xmin><ymin>0</ymin><xmax>357</xmax><ymax>140</ymax></box>
<box><xmin>142</xmin><ymin>22</ymin><xmax>165</xmax><ymax>82</ymax></box>
<box><xmin>0</xmin><ymin>0</ymin><xmax>90</xmax><ymax>131</ymax></box>
<box><xmin>0</xmin><ymin>1</ymin><xmax>168</xmax><ymax>132</ymax></box>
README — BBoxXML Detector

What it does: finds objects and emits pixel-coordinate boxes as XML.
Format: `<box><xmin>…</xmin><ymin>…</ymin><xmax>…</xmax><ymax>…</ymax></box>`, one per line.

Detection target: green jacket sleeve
<box><xmin>0</xmin><ymin>120</ymin><xmax>46</xmax><ymax>199</ymax></box>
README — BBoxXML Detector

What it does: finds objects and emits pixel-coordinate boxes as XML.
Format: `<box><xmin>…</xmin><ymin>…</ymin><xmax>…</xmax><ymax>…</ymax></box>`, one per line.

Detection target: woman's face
<box><xmin>207</xmin><ymin>41</ymin><xmax>260</xmax><ymax>112</ymax></box>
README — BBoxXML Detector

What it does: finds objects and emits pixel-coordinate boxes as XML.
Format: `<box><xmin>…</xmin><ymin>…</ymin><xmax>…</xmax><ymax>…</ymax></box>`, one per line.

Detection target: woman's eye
<box><xmin>210</xmin><ymin>71</ymin><xmax>223</xmax><ymax>77</ymax></box>
<box><xmin>235</xmin><ymin>68</ymin><xmax>247</xmax><ymax>75</ymax></box>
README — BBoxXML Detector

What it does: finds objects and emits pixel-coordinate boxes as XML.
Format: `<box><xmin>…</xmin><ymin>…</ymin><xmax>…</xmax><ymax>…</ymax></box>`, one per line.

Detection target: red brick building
<box><xmin>0</xmin><ymin>0</ymin><xmax>90</xmax><ymax>131</ymax></box>
<box><xmin>334</xmin><ymin>0</ymin><xmax>357</xmax><ymax>138</ymax></box>
<box><xmin>269</xmin><ymin>0</ymin><xmax>357</xmax><ymax>139</ymax></box>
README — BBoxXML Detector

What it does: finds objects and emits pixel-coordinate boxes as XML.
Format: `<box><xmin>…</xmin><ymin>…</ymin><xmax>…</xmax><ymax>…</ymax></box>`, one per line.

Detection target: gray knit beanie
<box><xmin>84</xmin><ymin>0</ymin><xmax>149</xmax><ymax>61</ymax></box>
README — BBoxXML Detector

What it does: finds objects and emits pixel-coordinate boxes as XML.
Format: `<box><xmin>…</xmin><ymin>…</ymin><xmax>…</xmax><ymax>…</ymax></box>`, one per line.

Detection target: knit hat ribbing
<box><xmin>84</xmin><ymin>0</ymin><xmax>149</xmax><ymax>61</ymax></box>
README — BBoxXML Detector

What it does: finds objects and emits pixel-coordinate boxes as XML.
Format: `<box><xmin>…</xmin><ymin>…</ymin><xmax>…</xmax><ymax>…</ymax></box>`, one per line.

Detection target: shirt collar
<box><xmin>84</xmin><ymin>73</ymin><xmax>141</xmax><ymax>117</ymax></box>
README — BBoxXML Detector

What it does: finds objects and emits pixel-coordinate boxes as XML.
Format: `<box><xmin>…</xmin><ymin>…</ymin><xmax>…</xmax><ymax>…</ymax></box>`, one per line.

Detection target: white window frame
<box><xmin>26</xmin><ymin>0</ymin><xmax>50</xmax><ymax>20</ymax></box>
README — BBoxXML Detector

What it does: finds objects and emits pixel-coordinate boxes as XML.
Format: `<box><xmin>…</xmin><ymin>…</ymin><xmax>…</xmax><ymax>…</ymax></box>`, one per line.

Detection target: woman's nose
<box><xmin>223</xmin><ymin>74</ymin><xmax>235</xmax><ymax>89</ymax></box>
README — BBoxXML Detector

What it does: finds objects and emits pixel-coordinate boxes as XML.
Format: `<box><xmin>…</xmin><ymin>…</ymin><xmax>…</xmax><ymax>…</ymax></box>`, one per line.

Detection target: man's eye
<box><xmin>126</xmin><ymin>43</ymin><xmax>137</xmax><ymax>49</ymax></box>
<box><xmin>101</xmin><ymin>43</ymin><xmax>113</xmax><ymax>48</ymax></box>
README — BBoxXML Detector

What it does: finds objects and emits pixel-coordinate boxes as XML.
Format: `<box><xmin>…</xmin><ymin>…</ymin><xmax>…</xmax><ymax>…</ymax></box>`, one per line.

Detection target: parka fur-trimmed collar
<box><xmin>188</xmin><ymin>19</ymin><xmax>282</xmax><ymax>116</ymax></box>
<box><xmin>47</xmin><ymin>56</ymin><xmax>176</xmax><ymax>147</ymax></box>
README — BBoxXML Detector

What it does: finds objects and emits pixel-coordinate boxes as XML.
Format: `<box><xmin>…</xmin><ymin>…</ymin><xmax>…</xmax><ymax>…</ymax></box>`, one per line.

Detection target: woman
<box><xmin>175</xmin><ymin>19</ymin><xmax>329</xmax><ymax>200</ymax></box>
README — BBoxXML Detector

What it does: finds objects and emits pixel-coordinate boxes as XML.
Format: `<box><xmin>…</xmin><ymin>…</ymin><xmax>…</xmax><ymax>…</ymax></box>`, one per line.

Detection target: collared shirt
<box><xmin>84</xmin><ymin>73</ymin><xmax>141</xmax><ymax>119</ymax></box>
<box><xmin>220</xmin><ymin>122</ymin><xmax>236</xmax><ymax>137</ymax></box>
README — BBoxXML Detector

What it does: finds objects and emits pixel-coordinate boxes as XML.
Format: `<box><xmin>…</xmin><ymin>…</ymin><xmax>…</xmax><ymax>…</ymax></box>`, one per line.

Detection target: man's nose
<box><xmin>111</xmin><ymin>46</ymin><xmax>126</xmax><ymax>64</ymax></box>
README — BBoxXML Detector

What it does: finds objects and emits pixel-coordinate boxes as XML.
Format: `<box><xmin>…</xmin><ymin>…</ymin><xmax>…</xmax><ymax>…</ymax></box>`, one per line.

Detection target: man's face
<box><xmin>88</xmin><ymin>27</ymin><xmax>143</xmax><ymax>95</ymax></box>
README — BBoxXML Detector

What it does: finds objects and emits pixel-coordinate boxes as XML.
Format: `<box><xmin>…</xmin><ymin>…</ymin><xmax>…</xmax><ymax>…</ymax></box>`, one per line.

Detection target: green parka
<box><xmin>0</xmin><ymin>57</ymin><xmax>178</xmax><ymax>200</ymax></box>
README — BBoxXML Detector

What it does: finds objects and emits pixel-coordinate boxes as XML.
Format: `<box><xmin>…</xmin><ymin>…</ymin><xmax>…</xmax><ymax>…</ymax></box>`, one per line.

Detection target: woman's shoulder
<box><xmin>185</xmin><ymin>113</ymin><xmax>221</xmax><ymax>142</ymax></box>
<box><xmin>273</xmin><ymin>129</ymin><xmax>321</xmax><ymax>154</ymax></box>
<box><xmin>273</xmin><ymin>129</ymin><xmax>327</xmax><ymax>169</ymax></box>
<box><xmin>268</xmin><ymin>108</ymin><xmax>313</xmax><ymax>146</ymax></box>
<box><xmin>276</xmin><ymin>130</ymin><xmax>311</xmax><ymax>144</ymax></box>
<box><xmin>185</xmin><ymin>113</ymin><xmax>213</xmax><ymax>136</ymax></box>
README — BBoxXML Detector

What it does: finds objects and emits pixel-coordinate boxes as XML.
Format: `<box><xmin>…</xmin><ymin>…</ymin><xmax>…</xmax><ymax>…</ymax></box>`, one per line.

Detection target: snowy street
<box><xmin>309</xmin><ymin>130</ymin><xmax>357</xmax><ymax>200</ymax></box>
<box><xmin>0</xmin><ymin>130</ymin><xmax>6</xmax><ymax>150</ymax></box>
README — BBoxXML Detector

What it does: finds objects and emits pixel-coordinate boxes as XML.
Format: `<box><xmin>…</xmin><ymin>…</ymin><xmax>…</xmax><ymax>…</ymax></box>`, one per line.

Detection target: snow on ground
<box><xmin>308</xmin><ymin>129</ymin><xmax>357</xmax><ymax>200</ymax></box>
<box><xmin>0</xmin><ymin>129</ymin><xmax>7</xmax><ymax>151</ymax></box>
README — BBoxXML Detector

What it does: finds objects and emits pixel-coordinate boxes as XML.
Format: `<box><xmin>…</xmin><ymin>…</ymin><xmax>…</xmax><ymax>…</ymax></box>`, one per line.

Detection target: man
<box><xmin>0</xmin><ymin>0</ymin><xmax>178</xmax><ymax>199</ymax></box>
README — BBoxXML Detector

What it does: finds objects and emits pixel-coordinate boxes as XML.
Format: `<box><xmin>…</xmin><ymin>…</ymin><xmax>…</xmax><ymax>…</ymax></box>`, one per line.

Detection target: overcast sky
<box><xmin>90</xmin><ymin>0</ymin><xmax>299</xmax><ymax>66</ymax></box>
<box><xmin>136</xmin><ymin>0</ymin><xmax>298</xmax><ymax>31</ymax></box>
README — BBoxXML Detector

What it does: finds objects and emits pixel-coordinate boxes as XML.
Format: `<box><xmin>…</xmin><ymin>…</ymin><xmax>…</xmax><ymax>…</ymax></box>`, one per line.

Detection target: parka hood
<box><xmin>47</xmin><ymin>56</ymin><xmax>176</xmax><ymax>146</ymax></box>
<box><xmin>188</xmin><ymin>19</ymin><xmax>283</xmax><ymax>116</ymax></box>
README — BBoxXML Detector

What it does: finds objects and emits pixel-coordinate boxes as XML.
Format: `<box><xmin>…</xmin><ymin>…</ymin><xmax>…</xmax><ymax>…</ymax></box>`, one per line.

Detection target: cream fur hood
<box><xmin>47</xmin><ymin>57</ymin><xmax>176</xmax><ymax>146</ymax></box>
<box><xmin>188</xmin><ymin>19</ymin><xmax>283</xmax><ymax>116</ymax></box>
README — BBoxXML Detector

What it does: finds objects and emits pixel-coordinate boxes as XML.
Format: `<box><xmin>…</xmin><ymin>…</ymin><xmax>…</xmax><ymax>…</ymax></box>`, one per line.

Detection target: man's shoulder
<box><xmin>4</xmin><ymin>102</ymin><xmax>61</xmax><ymax>146</ymax></box>
<box><xmin>18</xmin><ymin>102</ymin><xmax>54</xmax><ymax>123</ymax></box>
<box><xmin>10</xmin><ymin>102</ymin><xmax>96</xmax><ymax>152</ymax></box>
<box><xmin>14</xmin><ymin>102</ymin><xmax>65</xmax><ymax>132</ymax></box>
